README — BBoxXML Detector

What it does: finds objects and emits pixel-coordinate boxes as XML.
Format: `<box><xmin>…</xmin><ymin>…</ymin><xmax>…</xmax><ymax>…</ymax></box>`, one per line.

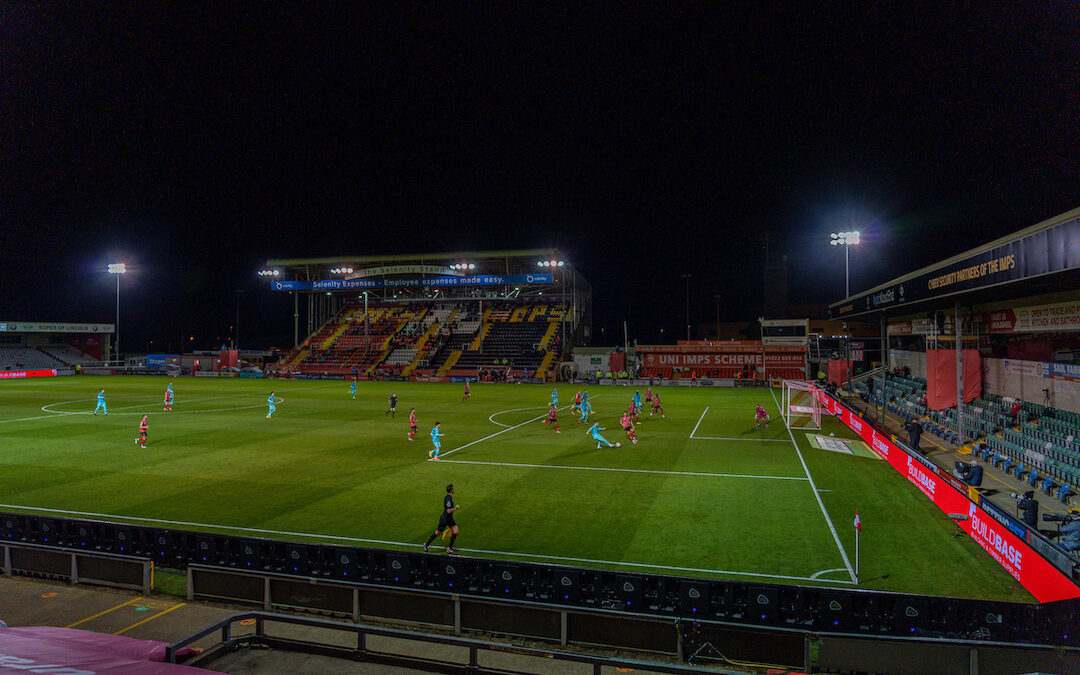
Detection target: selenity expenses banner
<box><xmin>812</xmin><ymin>387</ymin><xmax>1080</xmax><ymax>603</ymax></box>
<box><xmin>270</xmin><ymin>273</ymin><xmax>553</xmax><ymax>291</ymax></box>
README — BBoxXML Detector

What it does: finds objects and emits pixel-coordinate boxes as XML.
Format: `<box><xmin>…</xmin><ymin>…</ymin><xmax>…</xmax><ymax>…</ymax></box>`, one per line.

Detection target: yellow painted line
<box><xmin>65</xmin><ymin>597</ymin><xmax>141</xmax><ymax>628</ymax></box>
<box><xmin>113</xmin><ymin>602</ymin><xmax>186</xmax><ymax>635</ymax></box>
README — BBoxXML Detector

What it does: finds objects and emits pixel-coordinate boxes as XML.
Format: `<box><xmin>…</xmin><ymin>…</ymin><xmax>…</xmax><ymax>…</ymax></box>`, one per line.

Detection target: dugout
<box><xmin>830</xmin><ymin>206</ymin><xmax>1080</xmax><ymax>441</ymax></box>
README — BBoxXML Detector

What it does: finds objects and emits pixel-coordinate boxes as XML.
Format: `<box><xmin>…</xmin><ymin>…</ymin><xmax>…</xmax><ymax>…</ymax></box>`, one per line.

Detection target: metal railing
<box><xmin>167</xmin><ymin>611</ymin><xmax>738</xmax><ymax>674</ymax></box>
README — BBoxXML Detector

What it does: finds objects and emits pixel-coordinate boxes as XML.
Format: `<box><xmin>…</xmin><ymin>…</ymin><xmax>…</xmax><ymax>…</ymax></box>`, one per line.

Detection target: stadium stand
<box><xmin>0</xmin><ymin>346</ymin><xmax>67</xmax><ymax>371</ymax></box>
<box><xmin>38</xmin><ymin>345</ymin><xmax>103</xmax><ymax>367</ymax></box>
<box><xmin>282</xmin><ymin>300</ymin><xmax>567</xmax><ymax>377</ymax></box>
<box><xmin>856</xmin><ymin>372</ymin><xmax>1079</xmax><ymax>503</ymax></box>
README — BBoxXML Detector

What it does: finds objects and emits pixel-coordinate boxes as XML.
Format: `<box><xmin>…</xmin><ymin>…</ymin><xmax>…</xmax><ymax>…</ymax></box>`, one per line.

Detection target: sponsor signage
<box><xmin>813</xmin><ymin>386</ymin><xmax>1080</xmax><ymax>602</ymax></box>
<box><xmin>354</xmin><ymin>264</ymin><xmax>457</xmax><ymax>278</ymax></box>
<box><xmin>0</xmin><ymin>322</ymin><xmax>114</xmax><ymax>334</ymax></box>
<box><xmin>0</xmin><ymin>369</ymin><xmax>57</xmax><ymax>379</ymax></box>
<box><xmin>835</xmin><ymin>213</ymin><xmax>1080</xmax><ymax>316</ymax></box>
<box><xmin>638</xmin><ymin>344</ymin><xmax>807</xmax><ymax>354</ymax></box>
<box><xmin>270</xmin><ymin>273</ymin><xmax>552</xmax><ymax>291</ymax></box>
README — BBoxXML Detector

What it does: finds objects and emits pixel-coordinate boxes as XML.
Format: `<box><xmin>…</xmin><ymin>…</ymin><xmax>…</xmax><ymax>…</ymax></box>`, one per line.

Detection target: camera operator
<box><xmin>905</xmin><ymin>419</ymin><xmax>923</xmax><ymax>453</ymax></box>
<box><xmin>1059</xmin><ymin>515</ymin><xmax>1080</xmax><ymax>553</ymax></box>
<box><xmin>953</xmin><ymin>458</ymin><xmax>983</xmax><ymax>486</ymax></box>
<box><xmin>1012</xmin><ymin>491</ymin><xmax>1039</xmax><ymax>528</ymax></box>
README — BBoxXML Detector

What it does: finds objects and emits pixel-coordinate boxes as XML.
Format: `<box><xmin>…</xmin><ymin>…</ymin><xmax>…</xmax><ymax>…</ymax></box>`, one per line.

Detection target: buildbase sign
<box><xmin>813</xmin><ymin>386</ymin><xmax>1080</xmax><ymax>602</ymax></box>
<box><xmin>0</xmin><ymin>369</ymin><xmax>57</xmax><ymax>379</ymax></box>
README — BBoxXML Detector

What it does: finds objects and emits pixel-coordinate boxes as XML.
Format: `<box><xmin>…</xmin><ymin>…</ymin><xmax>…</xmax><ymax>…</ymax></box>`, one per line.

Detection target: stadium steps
<box><xmin>528</xmin><ymin>305</ymin><xmax>547</xmax><ymax>321</ymax></box>
<box><xmin>401</xmin><ymin>322</ymin><xmax>442</xmax><ymax>376</ymax></box>
<box><xmin>539</xmin><ymin>321</ymin><xmax>559</xmax><ymax>349</ymax></box>
<box><xmin>538</xmin><ymin>349</ymin><xmax>557</xmax><ymax>375</ymax></box>
<box><xmin>509</xmin><ymin>306</ymin><xmax>529</xmax><ymax>322</ymax></box>
<box><xmin>287</xmin><ymin>349</ymin><xmax>309</xmax><ymax>368</ymax></box>
<box><xmin>469</xmin><ymin>321</ymin><xmax>492</xmax><ymax>351</ymax></box>
<box><xmin>320</xmin><ymin>323</ymin><xmax>350</xmax><ymax>350</ymax></box>
<box><xmin>437</xmin><ymin>350</ymin><xmax>462</xmax><ymax>377</ymax></box>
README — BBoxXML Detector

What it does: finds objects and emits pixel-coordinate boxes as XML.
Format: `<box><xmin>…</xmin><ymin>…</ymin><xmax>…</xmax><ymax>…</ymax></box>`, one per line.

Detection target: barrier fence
<box><xmin>2</xmin><ymin>512</ymin><xmax>1078</xmax><ymax>649</ymax></box>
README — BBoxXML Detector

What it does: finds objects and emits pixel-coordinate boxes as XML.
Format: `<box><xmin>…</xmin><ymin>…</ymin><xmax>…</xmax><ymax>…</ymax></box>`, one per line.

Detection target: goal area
<box><xmin>781</xmin><ymin>379</ymin><xmax>825</xmax><ymax>430</ymax></box>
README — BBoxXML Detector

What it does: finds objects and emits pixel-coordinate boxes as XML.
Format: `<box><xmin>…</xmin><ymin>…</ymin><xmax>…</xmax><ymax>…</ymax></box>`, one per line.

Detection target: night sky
<box><xmin>3</xmin><ymin>4</ymin><xmax>1078</xmax><ymax>350</ymax></box>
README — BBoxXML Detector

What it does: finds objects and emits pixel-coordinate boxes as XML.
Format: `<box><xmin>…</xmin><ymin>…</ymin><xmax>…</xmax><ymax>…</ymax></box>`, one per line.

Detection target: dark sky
<box><xmin>3</xmin><ymin>4</ymin><xmax>1078</xmax><ymax>349</ymax></box>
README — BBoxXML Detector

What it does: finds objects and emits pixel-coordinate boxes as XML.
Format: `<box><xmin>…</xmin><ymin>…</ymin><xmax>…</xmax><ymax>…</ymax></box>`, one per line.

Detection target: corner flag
<box><xmin>854</xmin><ymin>510</ymin><xmax>861</xmax><ymax>531</ymax></box>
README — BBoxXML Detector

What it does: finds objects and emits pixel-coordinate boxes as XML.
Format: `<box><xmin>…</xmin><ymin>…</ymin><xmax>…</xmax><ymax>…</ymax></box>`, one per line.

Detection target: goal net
<box><xmin>782</xmin><ymin>379</ymin><xmax>824</xmax><ymax>430</ymax></box>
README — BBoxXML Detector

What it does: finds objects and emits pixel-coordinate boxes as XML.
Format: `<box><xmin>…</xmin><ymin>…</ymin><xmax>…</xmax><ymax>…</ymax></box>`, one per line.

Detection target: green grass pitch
<box><xmin>0</xmin><ymin>375</ymin><xmax>1033</xmax><ymax>602</ymax></box>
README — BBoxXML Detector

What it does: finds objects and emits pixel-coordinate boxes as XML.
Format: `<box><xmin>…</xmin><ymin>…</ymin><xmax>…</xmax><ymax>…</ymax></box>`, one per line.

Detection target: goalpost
<box><xmin>782</xmin><ymin>379</ymin><xmax>825</xmax><ymax>430</ymax></box>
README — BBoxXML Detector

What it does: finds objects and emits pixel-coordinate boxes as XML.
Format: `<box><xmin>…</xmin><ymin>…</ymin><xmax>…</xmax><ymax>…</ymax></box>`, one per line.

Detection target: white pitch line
<box><xmin>0</xmin><ymin>503</ymin><xmax>855</xmax><ymax>585</ymax></box>
<box><xmin>689</xmin><ymin>436</ymin><xmax>789</xmax><ymax>443</ymax></box>
<box><xmin>438</xmin><ymin>458</ymin><xmax>810</xmax><ymax>480</ymax></box>
<box><xmin>487</xmin><ymin>407</ymin><xmax>546</xmax><ymax>428</ymax></box>
<box><xmin>770</xmin><ymin>388</ymin><xmax>857</xmax><ymax>582</ymax></box>
<box><xmin>689</xmin><ymin>406</ymin><xmax>708</xmax><ymax>438</ymax></box>
<box><xmin>440</xmin><ymin>398</ymin><xmax>599</xmax><ymax>459</ymax></box>
<box><xmin>810</xmin><ymin>567</ymin><xmax>849</xmax><ymax>580</ymax></box>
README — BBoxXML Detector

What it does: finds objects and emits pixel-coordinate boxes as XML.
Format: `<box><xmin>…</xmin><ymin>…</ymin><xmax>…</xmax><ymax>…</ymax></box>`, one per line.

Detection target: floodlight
<box><xmin>468</xmin><ymin>263</ymin><xmax>475</xmax><ymax>269</ymax></box>
<box><xmin>557</xmin><ymin>261</ymin><xmax>565</xmax><ymax>267</ymax></box>
<box><xmin>107</xmin><ymin>263</ymin><xmax>126</xmax><ymax>274</ymax></box>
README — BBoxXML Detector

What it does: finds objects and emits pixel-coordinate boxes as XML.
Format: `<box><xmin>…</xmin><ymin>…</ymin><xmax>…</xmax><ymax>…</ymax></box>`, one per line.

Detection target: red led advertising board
<box><xmin>0</xmin><ymin>369</ymin><xmax>57</xmax><ymax>379</ymax></box>
<box><xmin>813</xmin><ymin>387</ymin><xmax>1080</xmax><ymax>603</ymax></box>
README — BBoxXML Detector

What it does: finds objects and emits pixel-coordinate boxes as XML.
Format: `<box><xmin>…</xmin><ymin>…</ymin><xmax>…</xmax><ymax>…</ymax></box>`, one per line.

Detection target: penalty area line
<box><xmin>438</xmin><ymin>458</ymin><xmax>809</xmax><ymax>480</ymax></box>
<box><xmin>0</xmin><ymin>503</ymin><xmax>855</xmax><ymax>585</ymax></box>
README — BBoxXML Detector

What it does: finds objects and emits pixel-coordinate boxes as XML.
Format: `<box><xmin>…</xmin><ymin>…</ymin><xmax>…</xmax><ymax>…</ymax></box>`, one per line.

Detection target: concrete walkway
<box><xmin>0</xmin><ymin>576</ymin><xmax>732</xmax><ymax>674</ymax></box>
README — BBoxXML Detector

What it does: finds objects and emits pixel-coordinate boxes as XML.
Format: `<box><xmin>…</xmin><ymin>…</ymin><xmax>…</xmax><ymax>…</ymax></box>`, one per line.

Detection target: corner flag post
<box><xmin>854</xmin><ymin>510</ymin><xmax>862</xmax><ymax>583</ymax></box>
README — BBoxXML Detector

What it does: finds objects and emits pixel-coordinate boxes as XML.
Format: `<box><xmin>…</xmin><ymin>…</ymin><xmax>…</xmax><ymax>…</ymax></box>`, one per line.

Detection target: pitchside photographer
<box><xmin>1010</xmin><ymin>490</ymin><xmax>1039</xmax><ymax>528</ymax></box>
<box><xmin>1044</xmin><ymin>512</ymin><xmax>1080</xmax><ymax>557</ymax></box>
<box><xmin>953</xmin><ymin>458</ymin><xmax>983</xmax><ymax>487</ymax></box>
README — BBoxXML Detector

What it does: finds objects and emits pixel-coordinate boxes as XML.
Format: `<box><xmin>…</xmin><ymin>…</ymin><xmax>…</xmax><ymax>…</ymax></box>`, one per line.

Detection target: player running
<box><xmin>423</xmin><ymin>484</ymin><xmax>460</xmax><ymax>554</ymax></box>
<box><xmin>620</xmin><ymin>410</ymin><xmax>638</xmax><ymax>444</ymax></box>
<box><xmin>93</xmin><ymin>389</ymin><xmax>107</xmax><ymax>415</ymax></box>
<box><xmin>754</xmin><ymin>404</ymin><xmax>771</xmax><ymax>429</ymax></box>
<box><xmin>428</xmin><ymin>422</ymin><xmax>444</xmax><ymax>460</ymax></box>
<box><xmin>544</xmin><ymin>404</ymin><xmax>561</xmax><ymax>433</ymax></box>
<box><xmin>135</xmin><ymin>414</ymin><xmax>149</xmax><ymax>448</ymax></box>
<box><xmin>644</xmin><ymin>387</ymin><xmax>653</xmax><ymax>406</ymax></box>
<box><xmin>650</xmin><ymin>392</ymin><xmax>665</xmax><ymax>418</ymax></box>
<box><xmin>573</xmin><ymin>390</ymin><xmax>582</xmax><ymax>407</ymax></box>
<box><xmin>408</xmin><ymin>408</ymin><xmax>418</xmax><ymax>441</ymax></box>
<box><xmin>632</xmin><ymin>390</ymin><xmax>642</xmax><ymax>414</ymax></box>
<box><xmin>461</xmin><ymin>382</ymin><xmax>470</xmax><ymax>402</ymax></box>
<box><xmin>549</xmin><ymin>387</ymin><xmax>558</xmax><ymax>408</ymax></box>
<box><xmin>578</xmin><ymin>399</ymin><xmax>593</xmax><ymax>424</ymax></box>
<box><xmin>586</xmin><ymin>422</ymin><xmax>617</xmax><ymax>449</ymax></box>
<box><xmin>349</xmin><ymin>378</ymin><xmax>357</xmax><ymax>400</ymax></box>
<box><xmin>386</xmin><ymin>393</ymin><xmax>398</xmax><ymax>417</ymax></box>
<box><xmin>163</xmin><ymin>382</ymin><xmax>174</xmax><ymax>412</ymax></box>
<box><xmin>266</xmin><ymin>392</ymin><xmax>276</xmax><ymax>419</ymax></box>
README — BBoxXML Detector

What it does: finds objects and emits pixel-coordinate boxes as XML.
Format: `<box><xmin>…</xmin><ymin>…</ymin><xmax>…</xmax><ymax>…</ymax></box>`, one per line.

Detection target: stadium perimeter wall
<box><xmin>814</xmin><ymin>387</ymin><xmax>1080</xmax><ymax>603</ymax></box>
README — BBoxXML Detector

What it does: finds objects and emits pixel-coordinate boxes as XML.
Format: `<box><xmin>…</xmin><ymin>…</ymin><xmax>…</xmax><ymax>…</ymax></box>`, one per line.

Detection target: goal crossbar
<box><xmin>782</xmin><ymin>379</ymin><xmax>824</xmax><ymax>430</ymax></box>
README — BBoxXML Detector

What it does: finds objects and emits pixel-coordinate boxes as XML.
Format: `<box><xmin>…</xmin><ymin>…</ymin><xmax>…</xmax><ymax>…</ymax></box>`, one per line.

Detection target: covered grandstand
<box><xmin>260</xmin><ymin>250</ymin><xmax>589</xmax><ymax>380</ymax></box>
<box><xmin>830</xmin><ymin>206</ymin><xmax>1080</xmax><ymax>570</ymax></box>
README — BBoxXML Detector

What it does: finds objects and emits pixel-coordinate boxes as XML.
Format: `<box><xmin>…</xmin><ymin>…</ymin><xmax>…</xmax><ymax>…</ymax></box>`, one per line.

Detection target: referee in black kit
<box><xmin>423</xmin><ymin>484</ymin><xmax>460</xmax><ymax>554</ymax></box>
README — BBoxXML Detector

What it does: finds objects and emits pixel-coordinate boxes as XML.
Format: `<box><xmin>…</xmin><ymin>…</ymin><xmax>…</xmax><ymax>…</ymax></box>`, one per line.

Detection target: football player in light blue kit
<box><xmin>349</xmin><ymin>379</ymin><xmax>357</xmax><ymax>400</ymax></box>
<box><xmin>579</xmin><ymin>399</ymin><xmax>593</xmax><ymax>424</ymax></box>
<box><xmin>266</xmin><ymin>392</ymin><xmax>276</xmax><ymax>419</ymax></box>
<box><xmin>428</xmin><ymin>422</ymin><xmax>444</xmax><ymax>461</ymax></box>
<box><xmin>632</xmin><ymin>390</ymin><xmax>642</xmax><ymax>414</ymax></box>
<box><xmin>586</xmin><ymin>422</ymin><xmax>616</xmax><ymax>449</ymax></box>
<box><xmin>93</xmin><ymin>389</ymin><xmax>107</xmax><ymax>415</ymax></box>
<box><xmin>549</xmin><ymin>387</ymin><xmax>558</xmax><ymax>408</ymax></box>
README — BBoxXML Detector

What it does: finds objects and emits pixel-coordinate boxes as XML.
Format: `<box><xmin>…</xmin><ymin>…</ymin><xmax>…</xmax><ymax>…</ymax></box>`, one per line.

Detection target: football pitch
<box><xmin>0</xmin><ymin>376</ymin><xmax>1033</xmax><ymax>603</ymax></box>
